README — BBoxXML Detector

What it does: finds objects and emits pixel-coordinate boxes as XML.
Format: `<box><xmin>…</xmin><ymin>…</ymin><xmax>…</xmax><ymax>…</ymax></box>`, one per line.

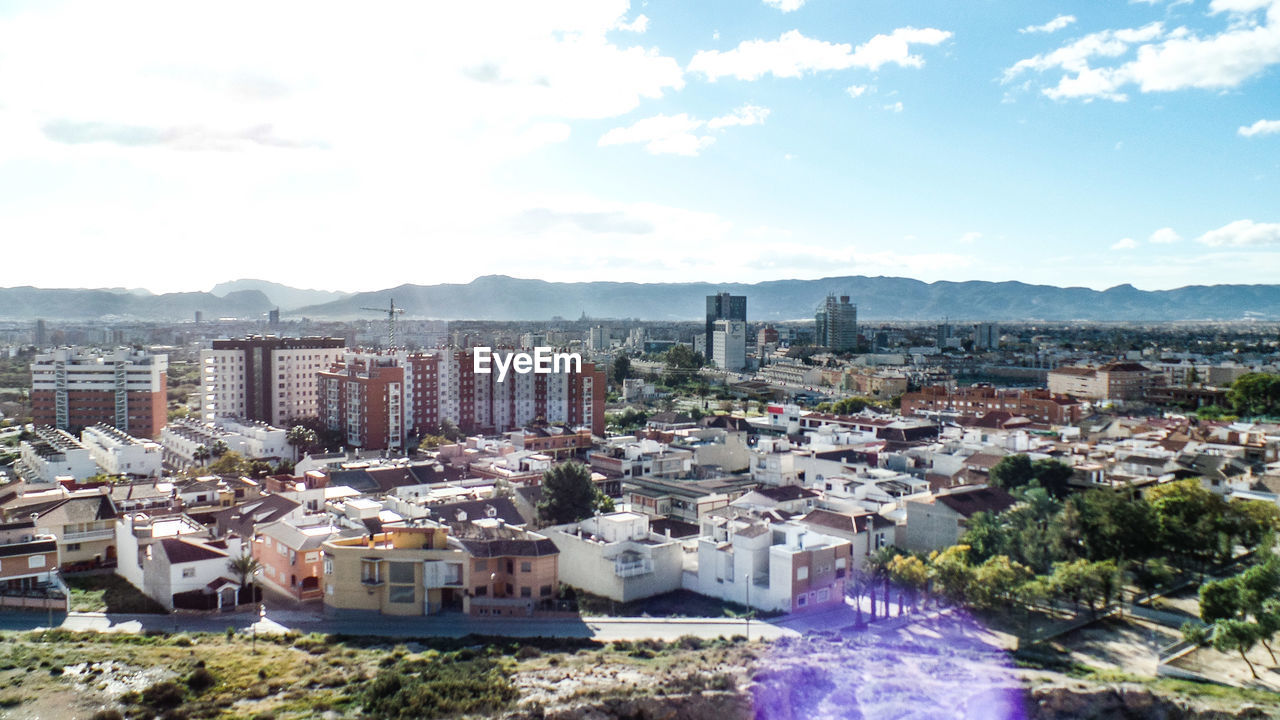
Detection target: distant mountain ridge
<box><xmin>209</xmin><ymin>279</ymin><xmax>351</xmax><ymax>311</ymax></box>
<box><xmin>1</xmin><ymin>275</ymin><xmax>1279</xmax><ymax>322</ymax></box>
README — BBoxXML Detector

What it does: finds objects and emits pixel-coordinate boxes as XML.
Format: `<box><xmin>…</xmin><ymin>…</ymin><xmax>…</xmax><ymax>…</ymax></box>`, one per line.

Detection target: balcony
<box><xmin>62</xmin><ymin>528</ymin><xmax>115</xmax><ymax>543</ymax></box>
<box><xmin>614</xmin><ymin>559</ymin><xmax>654</xmax><ymax>578</ymax></box>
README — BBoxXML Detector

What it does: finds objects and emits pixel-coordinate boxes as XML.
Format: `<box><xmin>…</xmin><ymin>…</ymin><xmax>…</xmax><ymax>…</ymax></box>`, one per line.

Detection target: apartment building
<box><xmin>30</xmin><ymin>347</ymin><xmax>167</xmax><ymax>438</ymax></box>
<box><xmin>902</xmin><ymin>385</ymin><xmax>1084</xmax><ymax>425</ymax></box>
<box><xmin>322</xmin><ymin>525</ymin><xmax>472</xmax><ymax>617</ymax></box>
<box><xmin>8</xmin><ymin>492</ymin><xmax>118</xmax><ymax>569</ymax></box>
<box><xmin>159</xmin><ymin>417</ymin><xmax>289</xmax><ymax>470</ymax></box>
<box><xmin>902</xmin><ymin>486</ymin><xmax>1016</xmax><ymax>553</ymax></box>
<box><xmin>1048</xmin><ymin>361</ymin><xmax>1161</xmax><ymax>402</ymax></box>
<box><xmin>80</xmin><ymin>423</ymin><xmax>162</xmax><ymax>478</ymax></box>
<box><xmin>316</xmin><ymin>349</ymin><xmax>605</xmax><ymax>451</ymax></box>
<box><xmin>815</xmin><ymin>294</ymin><xmax>857</xmax><ymax>352</ymax></box>
<box><xmin>17</xmin><ymin>427</ymin><xmax>98</xmax><ymax>483</ymax></box>
<box><xmin>201</xmin><ymin>336</ymin><xmax>346</xmax><ymax>425</ymax></box>
<box><xmin>712</xmin><ymin>319</ymin><xmax>746</xmax><ymax>372</ymax></box>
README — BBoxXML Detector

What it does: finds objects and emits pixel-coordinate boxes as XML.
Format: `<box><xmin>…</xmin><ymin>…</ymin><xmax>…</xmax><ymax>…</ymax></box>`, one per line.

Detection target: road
<box><xmin>0</xmin><ymin>608</ymin><xmax>799</xmax><ymax>642</ymax></box>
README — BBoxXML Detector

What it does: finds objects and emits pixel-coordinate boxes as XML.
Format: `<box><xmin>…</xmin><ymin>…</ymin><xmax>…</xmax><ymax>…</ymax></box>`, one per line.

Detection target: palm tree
<box><xmin>865</xmin><ymin>546</ymin><xmax>899</xmax><ymax>620</ymax></box>
<box><xmin>228</xmin><ymin>553</ymin><xmax>262</xmax><ymax>603</ymax></box>
<box><xmin>192</xmin><ymin>445</ymin><xmax>212</xmax><ymax>467</ymax></box>
<box><xmin>210</xmin><ymin>439</ymin><xmax>229</xmax><ymax>459</ymax></box>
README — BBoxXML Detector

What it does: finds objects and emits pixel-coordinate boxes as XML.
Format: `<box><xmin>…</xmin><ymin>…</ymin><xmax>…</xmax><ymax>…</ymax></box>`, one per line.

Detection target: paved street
<box><xmin>0</xmin><ymin>608</ymin><xmax>798</xmax><ymax>642</ymax></box>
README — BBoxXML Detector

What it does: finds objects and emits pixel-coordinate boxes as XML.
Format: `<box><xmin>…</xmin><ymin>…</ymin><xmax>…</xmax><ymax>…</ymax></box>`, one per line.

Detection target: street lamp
<box><xmin>252</xmin><ymin>568</ymin><xmax>263</xmax><ymax>653</ymax></box>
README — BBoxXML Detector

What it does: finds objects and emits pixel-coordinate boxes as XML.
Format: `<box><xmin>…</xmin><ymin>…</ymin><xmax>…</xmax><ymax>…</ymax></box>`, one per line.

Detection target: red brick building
<box><xmin>902</xmin><ymin>385</ymin><xmax>1083</xmax><ymax>425</ymax></box>
<box><xmin>30</xmin><ymin>348</ymin><xmax>167</xmax><ymax>438</ymax></box>
<box><xmin>318</xmin><ymin>349</ymin><xmax>605</xmax><ymax>451</ymax></box>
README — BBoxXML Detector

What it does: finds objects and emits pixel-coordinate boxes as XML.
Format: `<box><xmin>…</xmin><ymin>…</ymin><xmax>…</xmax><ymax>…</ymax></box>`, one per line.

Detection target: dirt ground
<box><xmin>1054</xmin><ymin>618</ymin><xmax>1180</xmax><ymax>676</ymax></box>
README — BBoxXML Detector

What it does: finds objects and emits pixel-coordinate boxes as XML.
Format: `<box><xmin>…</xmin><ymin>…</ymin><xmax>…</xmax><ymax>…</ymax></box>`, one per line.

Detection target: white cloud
<box><xmin>763</xmin><ymin>0</ymin><xmax>806</xmax><ymax>11</ymax></box>
<box><xmin>1196</xmin><ymin>219</ymin><xmax>1280</xmax><ymax>246</ymax></box>
<box><xmin>846</xmin><ymin>84</ymin><xmax>868</xmax><ymax>98</ymax></box>
<box><xmin>599</xmin><ymin>104</ymin><xmax>771</xmax><ymax>156</ymax></box>
<box><xmin>1239</xmin><ymin>118</ymin><xmax>1280</xmax><ymax>136</ymax></box>
<box><xmin>1005</xmin><ymin>1</ymin><xmax>1280</xmax><ymax>101</ymax></box>
<box><xmin>1149</xmin><ymin>227</ymin><xmax>1182</xmax><ymax>243</ymax></box>
<box><xmin>959</xmin><ymin>231</ymin><xmax>982</xmax><ymax>244</ymax></box>
<box><xmin>883</xmin><ymin>101</ymin><xmax>904</xmax><ymax>112</ymax></box>
<box><xmin>616</xmin><ymin>14</ymin><xmax>649</xmax><ymax>33</ymax></box>
<box><xmin>0</xmin><ymin>0</ymin><xmax>709</xmax><ymax>291</ymax></box>
<box><xmin>706</xmin><ymin>104</ymin><xmax>771</xmax><ymax>128</ymax></box>
<box><xmin>688</xmin><ymin>27</ymin><xmax>952</xmax><ymax>81</ymax></box>
<box><xmin>1112</xmin><ymin>237</ymin><xmax>1139</xmax><ymax>249</ymax></box>
<box><xmin>1020</xmin><ymin>15</ymin><xmax>1077</xmax><ymax>34</ymax></box>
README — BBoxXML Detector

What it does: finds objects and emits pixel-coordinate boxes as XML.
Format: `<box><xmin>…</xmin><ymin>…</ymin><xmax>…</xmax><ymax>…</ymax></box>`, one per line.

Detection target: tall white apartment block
<box><xmin>712</xmin><ymin>320</ymin><xmax>746</xmax><ymax>372</ymax></box>
<box><xmin>201</xmin><ymin>336</ymin><xmax>346</xmax><ymax>425</ymax></box>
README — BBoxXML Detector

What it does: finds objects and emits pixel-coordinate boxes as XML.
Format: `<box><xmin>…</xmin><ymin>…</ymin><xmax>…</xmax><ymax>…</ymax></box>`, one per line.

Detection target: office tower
<box><xmin>705</xmin><ymin>292</ymin><xmax>747</xmax><ymax>358</ymax></box>
<box><xmin>814</xmin><ymin>294</ymin><xmax>857</xmax><ymax>351</ymax></box>
<box><xmin>30</xmin><ymin>347</ymin><xmax>168</xmax><ymax>438</ymax></box>
<box><xmin>712</xmin><ymin>320</ymin><xmax>746</xmax><ymax>371</ymax></box>
<box><xmin>268</xmin><ymin>308</ymin><xmax>281</xmax><ymax>327</ymax></box>
<box><xmin>201</xmin><ymin>336</ymin><xmax>346</xmax><ymax>425</ymax></box>
<box><xmin>973</xmin><ymin>323</ymin><xmax>998</xmax><ymax>351</ymax></box>
<box><xmin>34</xmin><ymin>319</ymin><xmax>47</xmax><ymax>347</ymax></box>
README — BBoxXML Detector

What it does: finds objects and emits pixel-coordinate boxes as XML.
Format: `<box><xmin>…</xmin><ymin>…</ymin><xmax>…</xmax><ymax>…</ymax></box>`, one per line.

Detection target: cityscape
<box><xmin>3</xmin><ymin>285</ymin><xmax>1280</xmax><ymax>718</ymax></box>
<box><xmin>3</xmin><ymin>0</ymin><xmax>1280</xmax><ymax>718</ymax></box>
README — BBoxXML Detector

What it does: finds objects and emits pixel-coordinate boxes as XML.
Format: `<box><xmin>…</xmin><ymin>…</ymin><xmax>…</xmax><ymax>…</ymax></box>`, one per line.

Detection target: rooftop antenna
<box><xmin>360</xmin><ymin>298</ymin><xmax>406</xmax><ymax>348</ymax></box>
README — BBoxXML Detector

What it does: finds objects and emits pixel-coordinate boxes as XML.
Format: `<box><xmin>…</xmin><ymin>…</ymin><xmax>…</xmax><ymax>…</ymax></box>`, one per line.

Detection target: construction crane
<box><xmin>360</xmin><ymin>298</ymin><xmax>406</xmax><ymax>348</ymax></box>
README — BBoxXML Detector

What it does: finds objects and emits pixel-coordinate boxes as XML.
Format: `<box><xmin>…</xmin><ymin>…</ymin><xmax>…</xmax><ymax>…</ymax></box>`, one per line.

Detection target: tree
<box><xmin>888</xmin><ymin>554</ymin><xmax>930</xmax><ymax>611</ymax></box>
<box><xmin>1148</xmin><ymin>479</ymin><xmax>1233</xmax><ymax>570</ymax></box>
<box><xmin>492</xmin><ymin>477</ymin><xmax>514</xmax><ymax>499</ymax></box>
<box><xmin>1030</xmin><ymin>459</ymin><xmax>1074</xmax><ymax>499</ymax></box>
<box><xmin>961</xmin><ymin>511</ymin><xmax>1007</xmax><ymax>563</ymax></box>
<box><xmin>192</xmin><ymin>445</ymin><xmax>212</xmax><ymax>467</ymax></box>
<box><xmin>989</xmin><ymin>455</ymin><xmax>1034</xmax><ymax>492</ymax></box>
<box><xmin>928</xmin><ymin>545</ymin><xmax>975</xmax><ymax>603</ymax></box>
<box><xmin>287</xmin><ymin>425</ymin><xmax>318</xmax><ymax>457</ymax></box>
<box><xmin>970</xmin><ymin>555</ymin><xmax>1033</xmax><ymax>610</ymax></box>
<box><xmin>210</xmin><ymin>439</ymin><xmax>229</xmax><ymax>459</ymax></box>
<box><xmin>1227</xmin><ymin>372</ymin><xmax>1280</xmax><ymax>418</ymax></box>
<box><xmin>208</xmin><ymin>451</ymin><xmax>249</xmax><ymax>476</ymax></box>
<box><xmin>537</xmin><ymin>462</ymin><xmax>610</xmax><ymax>525</ymax></box>
<box><xmin>612</xmin><ymin>354</ymin><xmax>631</xmax><ymax>385</ymax></box>
<box><xmin>228</xmin><ymin>553</ymin><xmax>262</xmax><ymax>590</ymax></box>
<box><xmin>418</xmin><ymin>434</ymin><xmax>450</xmax><ymax>451</ymax></box>
<box><xmin>1212</xmin><ymin>619</ymin><xmax>1263</xmax><ymax>679</ymax></box>
<box><xmin>830</xmin><ymin>397</ymin><xmax>869</xmax><ymax>415</ymax></box>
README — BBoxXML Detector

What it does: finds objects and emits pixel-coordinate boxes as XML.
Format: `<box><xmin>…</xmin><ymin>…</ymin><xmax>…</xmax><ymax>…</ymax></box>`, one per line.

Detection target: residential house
<box><xmin>902</xmin><ymin>486</ymin><xmax>1016</xmax><ymax>552</ymax></box>
<box><xmin>544</xmin><ymin>512</ymin><xmax>685</xmax><ymax>603</ymax></box>
<box><xmin>115</xmin><ymin>513</ymin><xmax>247</xmax><ymax>611</ymax></box>
<box><xmin>0</xmin><ymin>519</ymin><xmax>66</xmax><ymax>610</ymax></box>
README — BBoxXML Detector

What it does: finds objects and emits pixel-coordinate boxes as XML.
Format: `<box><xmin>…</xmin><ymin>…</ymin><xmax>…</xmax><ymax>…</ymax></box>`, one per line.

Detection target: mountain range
<box><xmin>1</xmin><ymin>275</ymin><xmax>1278</xmax><ymax>322</ymax></box>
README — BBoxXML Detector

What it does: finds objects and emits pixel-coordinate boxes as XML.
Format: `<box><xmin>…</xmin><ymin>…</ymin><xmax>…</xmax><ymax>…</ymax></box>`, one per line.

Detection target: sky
<box><xmin>0</xmin><ymin>0</ymin><xmax>1278</xmax><ymax>294</ymax></box>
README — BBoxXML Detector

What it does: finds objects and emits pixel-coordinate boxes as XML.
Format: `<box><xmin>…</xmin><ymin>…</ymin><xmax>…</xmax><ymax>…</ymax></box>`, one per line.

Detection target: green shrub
<box><xmin>185</xmin><ymin>667</ymin><xmax>216</xmax><ymax>693</ymax></box>
<box><xmin>356</xmin><ymin>657</ymin><xmax>518</xmax><ymax>720</ymax></box>
<box><xmin>140</xmin><ymin>681</ymin><xmax>185</xmax><ymax>709</ymax></box>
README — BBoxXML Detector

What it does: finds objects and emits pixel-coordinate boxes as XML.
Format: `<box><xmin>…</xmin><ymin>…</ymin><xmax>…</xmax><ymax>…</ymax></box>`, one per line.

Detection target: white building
<box><xmin>160</xmin><ymin>417</ymin><xmax>290</xmax><ymax>470</ymax></box>
<box><xmin>18</xmin><ymin>427</ymin><xmax>99</xmax><ymax>483</ymax></box>
<box><xmin>80</xmin><ymin>423</ymin><xmax>162</xmax><ymax>478</ymax></box>
<box><xmin>687</xmin><ymin>513</ymin><xmax>851</xmax><ymax>613</ymax></box>
<box><xmin>545</xmin><ymin>512</ymin><xmax>685</xmax><ymax>602</ymax></box>
<box><xmin>116</xmin><ymin>513</ymin><xmax>245</xmax><ymax>611</ymax></box>
<box><xmin>712</xmin><ymin>319</ymin><xmax>746</xmax><ymax>372</ymax></box>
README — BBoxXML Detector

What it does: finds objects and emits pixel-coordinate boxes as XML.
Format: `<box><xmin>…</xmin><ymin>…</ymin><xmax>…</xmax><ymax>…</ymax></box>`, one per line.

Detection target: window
<box><xmin>797</xmin><ymin>566</ymin><xmax>809</xmax><ymax>581</ymax></box>
<box><xmin>389</xmin><ymin>585</ymin><xmax>415</xmax><ymax>604</ymax></box>
<box><xmin>506</xmin><ymin>559</ymin><xmax>514</xmax><ymax>573</ymax></box>
<box><xmin>474</xmin><ymin>559</ymin><xmax>487</xmax><ymax>572</ymax></box>
<box><xmin>817</xmin><ymin>588</ymin><xmax>830</xmax><ymax>602</ymax></box>
<box><xmin>28</xmin><ymin>555</ymin><xmax>45</xmax><ymax>569</ymax></box>
<box><xmin>474</xmin><ymin>585</ymin><xmax>487</xmax><ymax>597</ymax></box>
<box><xmin>66</xmin><ymin>543</ymin><xmax>81</xmax><ymax>552</ymax></box>
<box><xmin>504</xmin><ymin>583</ymin><xmax>513</xmax><ymax>596</ymax></box>
<box><xmin>520</xmin><ymin>586</ymin><xmax>532</xmax><ymax>598</ymax></box>
<box><xmin>797</xmin><ymin>594</ymin><xmax>808</xmax><ymax>607</ymax></box>
<box><xmin>540</xmin><ymin>584</ymin><xmax>552</xmax><ymax>597</ymax></box>
<box><xmin>182</xmin><ymin>568</ymin><xmax>196</xmax><ymax>578</ymax></box>
<box><xmin>305</xmin><ymin>551</ymin><xmax>320</xmax><ymax>564</ymax></box>
<box><xmin>520</xmin><ymin>561</ymin><xmax>532</xmax><ymax>573</ymax></box>
<box><xmin>389</xmin><ymin>561</ymin><xmax>415</xmax><ymax>584</ymax></box>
